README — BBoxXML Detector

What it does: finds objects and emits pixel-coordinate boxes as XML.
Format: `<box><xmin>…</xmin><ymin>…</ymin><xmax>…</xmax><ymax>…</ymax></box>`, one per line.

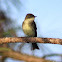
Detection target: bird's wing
<box><xmin>31</xmin><ymin>21</ymin><xmax>37</xmax><ymax>37</ymax></box>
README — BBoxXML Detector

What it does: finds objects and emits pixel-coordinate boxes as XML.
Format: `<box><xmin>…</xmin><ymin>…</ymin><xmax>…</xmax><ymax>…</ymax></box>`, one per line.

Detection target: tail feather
<box><xmin>32</xmin><ymin>43</ymin><xmax>39</xmax><ymax>50</ymax></box>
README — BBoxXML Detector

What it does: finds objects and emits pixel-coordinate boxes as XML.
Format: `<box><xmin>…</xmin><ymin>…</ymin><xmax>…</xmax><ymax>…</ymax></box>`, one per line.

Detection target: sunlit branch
<box><xmin>0</xmin><ymin>37</ymin><xmax>62</xmax><ymax>45</ymax></box>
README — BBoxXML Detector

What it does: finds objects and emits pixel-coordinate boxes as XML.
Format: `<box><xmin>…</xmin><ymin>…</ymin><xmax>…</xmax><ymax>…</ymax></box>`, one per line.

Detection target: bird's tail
<box><xmin>32</xmin><ymin>43</ymin><xmax>39</xmax><ymax>50</ymax></box>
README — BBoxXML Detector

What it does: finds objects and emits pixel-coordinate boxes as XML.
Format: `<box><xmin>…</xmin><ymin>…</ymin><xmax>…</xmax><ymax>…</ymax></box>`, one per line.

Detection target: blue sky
<box><xmin>18</xmin><ymin>0</ymin><xmax>62</xmax><ymax>38</ymax></box>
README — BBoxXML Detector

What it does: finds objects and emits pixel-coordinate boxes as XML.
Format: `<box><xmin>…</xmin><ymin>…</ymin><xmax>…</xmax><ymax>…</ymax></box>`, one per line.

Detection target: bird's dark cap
<box><xmin>25</xmin><ymin>13</ymin><xmax>37</xmax><ymax>19</ymax></box>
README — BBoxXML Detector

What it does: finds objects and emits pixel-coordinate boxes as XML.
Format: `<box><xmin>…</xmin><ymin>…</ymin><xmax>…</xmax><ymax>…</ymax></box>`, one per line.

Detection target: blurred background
<box><xmin>0</xmin><ymin>0</ymin><xmax>62</xmax><ymax>62</ymax></box>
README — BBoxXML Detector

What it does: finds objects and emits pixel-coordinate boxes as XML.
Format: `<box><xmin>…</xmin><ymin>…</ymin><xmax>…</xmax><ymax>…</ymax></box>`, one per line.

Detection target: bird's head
<box><xmin>25</xmin><ymin>13</ymin><xmax>36</xmax><ymax>20</ymax></box>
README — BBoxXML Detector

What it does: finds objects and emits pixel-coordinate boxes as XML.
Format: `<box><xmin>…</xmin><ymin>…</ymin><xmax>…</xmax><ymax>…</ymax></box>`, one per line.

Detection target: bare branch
<box><xmin>0</xmin><ymin>37</ymin><xmax>62</xmax><ymax>45</ymax></box>
<box><xmin>0</xmin><ymin>47</ymin><xmax>55</xmax><ymax>62</ymax></box>
<box><xmin>42</xmin><ymin>54</ymin><xmax>62</xmax><ymax>58</ymax></box>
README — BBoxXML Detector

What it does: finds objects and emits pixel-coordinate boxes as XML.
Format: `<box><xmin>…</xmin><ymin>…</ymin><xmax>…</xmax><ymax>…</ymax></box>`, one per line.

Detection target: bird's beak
<box><xmin>35</xmin><ymin>16</ymin><xmax>37</xmax><ymax>17</ymax></box>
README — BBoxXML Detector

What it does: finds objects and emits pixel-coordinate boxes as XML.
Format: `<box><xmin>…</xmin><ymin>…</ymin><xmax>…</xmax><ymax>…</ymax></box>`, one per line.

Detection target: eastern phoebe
<box><xmin>22</xmin><ymin>13</ymin><xmax>39</xmax><ymax>50</ymax></box>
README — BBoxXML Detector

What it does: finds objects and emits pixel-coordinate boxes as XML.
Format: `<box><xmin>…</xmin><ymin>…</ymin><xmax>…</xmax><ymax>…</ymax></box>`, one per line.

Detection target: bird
<box><xmin>22</xmin><ymin>13</ymin><xmax>39</xmax><ymax>50</ymax></box>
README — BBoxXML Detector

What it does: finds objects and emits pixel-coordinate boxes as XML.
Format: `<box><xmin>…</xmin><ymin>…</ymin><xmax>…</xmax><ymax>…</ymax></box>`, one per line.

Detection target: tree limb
<box><xmin>0</xmin><ymin>47</ymin><xmax>55</xmax><ymax>62</ymax></box>
<box><xmin>0</xmin><ymin>37</ymin><xmax>62</xmax><ymax>45</ymax></box>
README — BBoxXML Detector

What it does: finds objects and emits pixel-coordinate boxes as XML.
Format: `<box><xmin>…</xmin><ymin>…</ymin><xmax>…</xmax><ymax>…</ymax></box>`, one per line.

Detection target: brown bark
<box><xmin>0</xmin><ymin>37</ymin><xmax>62</xmax><ymax>45</ymax></box>
<box><xmin>0</xmin><ymin>47</ymin><xmax>54</xmax><ymax>62</ymax></box>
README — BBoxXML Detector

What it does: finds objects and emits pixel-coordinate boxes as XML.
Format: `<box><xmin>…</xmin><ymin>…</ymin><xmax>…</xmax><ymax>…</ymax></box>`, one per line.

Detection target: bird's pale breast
<box><xmin>22</xmin><ymin>23</ymin><xmax>35</xmax><ymax>36</ymax></box>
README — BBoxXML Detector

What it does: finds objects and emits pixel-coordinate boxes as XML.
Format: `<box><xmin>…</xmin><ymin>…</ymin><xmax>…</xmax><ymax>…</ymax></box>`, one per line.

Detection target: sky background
<box><xmin>0</xmin><ymin>0</ymin><xmax>62</xmax><ymax>62</ymax></box>
<box><xmin>18</xmin><ymin>0</ymin><xmax>62</xmax><ymax>38</ymax></box>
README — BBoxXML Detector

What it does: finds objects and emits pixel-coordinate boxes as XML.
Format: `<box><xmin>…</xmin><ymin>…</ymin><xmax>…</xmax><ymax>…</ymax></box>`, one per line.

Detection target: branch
<box><xmin>0</xmin><ymin>47</ymin><xmax>54</xmax><ymax>62</ymax></box>
<box><xmin>0</xmin><ymin>37</ymin><xmax>62</xmax><ymax>45</ymax></box>
<box><xmin>42</xmin><ymin>54</ymin><xmax>62</xmax><ymax>58</ymax></box>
